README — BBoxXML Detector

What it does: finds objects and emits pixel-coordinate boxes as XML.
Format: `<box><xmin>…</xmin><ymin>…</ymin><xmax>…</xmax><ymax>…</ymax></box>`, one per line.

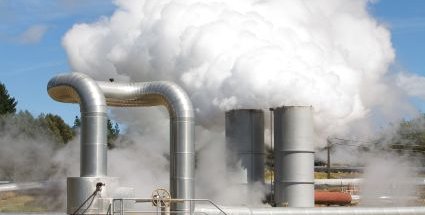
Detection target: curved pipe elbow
<box><xmin>47</xmin><ymin>73</ymin><xmax>107</xmax><ymax>113</ymax></box>
<box><xmin>97</xmin><ymin>81</ymin><xmax>194</xmax><ymax>119</ymax></box>
<box><xmin>97</xmin><ymin>80</ymin><xmax>195</xmax><ymax>211</ymax></box>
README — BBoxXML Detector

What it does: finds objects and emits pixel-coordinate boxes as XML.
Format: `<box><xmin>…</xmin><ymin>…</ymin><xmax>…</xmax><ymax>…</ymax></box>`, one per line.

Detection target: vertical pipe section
<box><xmin>274</xmin><ymin>106</ymin><xmax>314</xmax><ymax>207</ymax></box>
<box><xmin>170</xmin><ymin>111</ymin><xmax>194</xmax><ymax>212</ymax></box>
<box><xmin>47</xmin><ymin>73</ymin><xmax>107</xmax><ymax>177</ymax></box>
<box><xmin>327</xmin><ymin>139</ymin><xmax>331</xmax><ymax>179</ymax></box>
<box><xmin>225</xmin><ymin>109</ymin><xmax>265</xmax><ymax>184</ymax></box>
<box><xmin>97</xmin><ymin>81</ymin><xmax>194</xmax><ymax>213</ymax></box>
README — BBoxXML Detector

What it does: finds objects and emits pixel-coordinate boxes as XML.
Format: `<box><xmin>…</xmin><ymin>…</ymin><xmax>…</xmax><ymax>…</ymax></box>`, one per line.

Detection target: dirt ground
<box><xmin>0</xmin><ymin>192</ymin><xmax>46</xmax><ymax>212</ymax></box>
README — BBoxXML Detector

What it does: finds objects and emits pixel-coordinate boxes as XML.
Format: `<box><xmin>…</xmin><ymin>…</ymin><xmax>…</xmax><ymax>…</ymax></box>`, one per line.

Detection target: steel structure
<box><xmin>97</xmin><ymin>80</ymin><xmax>194</xmax><ymax>213</ymax></box>
<box><xmin>195</xmin><ymin>205</ymin><xmax>425</xmax><ymax>215</ymax></box>
<box><xmin>48</xmin><ymin>73</ymin><xmax>117</xmax><ymax>214</ymax></box>
<box><xmin>48</xmin><ymin>73</ymin><xmax>107</xmax><ymax>177</ymax></box>
<box><xmin>273</xmin><ymin>106</ymin><xmax>314</xmax><ymax>207</ymax></box>
<box><xmin>47</xmin><ymin>73</ymin><xmax>425</xmax><ymax>215</ymax></box>
<box><xmin>48</xmin><ymin>73</ymin><xmax>194</xmax><ymax>213</ymax></box>
<box><xmin>225</xmin><ymin>109</ymin><xmax>265</xmax><ymax>184</ymax></box>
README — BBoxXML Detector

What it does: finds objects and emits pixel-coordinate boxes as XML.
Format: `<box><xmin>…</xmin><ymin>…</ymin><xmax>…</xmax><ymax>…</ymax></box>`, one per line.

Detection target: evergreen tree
<box><xmin>41</xmin><ymin>113</ymin><xmax>74</xmax><ymax>144</ymax></box>
<box><xmin>396</xmin><ymin>116</ymin><xmax>425</xmax><ymax>146</ymax></box>
<box><xmin>73</xmin><ymin>115</ymin><xmax>81</xmax><ymax>128</ymax></box>
<box><xmin>107</xmin><ymin>119</ymin><xmax>120</xmax><ymax>149</ymax></box>
<box><xmin>0</xmin><ymin>82</ymin><xmax>17</xmax><ymax>115</ymax></box>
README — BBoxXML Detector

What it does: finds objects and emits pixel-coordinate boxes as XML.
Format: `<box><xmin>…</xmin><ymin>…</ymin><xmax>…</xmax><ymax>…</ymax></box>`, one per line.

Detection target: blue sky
<box><xmin>0</xmin><ymin>0</ymin><xmax>116</xmax><ymax>124</ymax></box>
<box><xmin>0</xmin><ymin>0</ymin><xmax>424</xmax><ymax>125</ymax></box>
<box><xmin>370</xmin><ymin>0</ymin><xmax>425</xmax><ymax>111</ymax></box>
<box><xmin>370</xmin><ymin>0</ymin><xmax>425</xmax><ymax>74</ymax></box>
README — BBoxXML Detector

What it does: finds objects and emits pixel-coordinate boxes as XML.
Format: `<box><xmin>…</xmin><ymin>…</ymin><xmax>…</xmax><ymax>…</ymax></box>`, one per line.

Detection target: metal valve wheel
<box><xmin>151</xmin><ymin>188</ymin><xmax>171</xmax><ymax>208</ymax></box>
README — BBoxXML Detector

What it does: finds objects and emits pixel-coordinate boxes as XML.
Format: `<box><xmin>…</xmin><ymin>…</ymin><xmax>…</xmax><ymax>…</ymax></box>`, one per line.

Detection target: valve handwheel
<box><xmin>151</xmin><ymin>188</ymin><xmax>171</xmax><ymax>208</ymax></box>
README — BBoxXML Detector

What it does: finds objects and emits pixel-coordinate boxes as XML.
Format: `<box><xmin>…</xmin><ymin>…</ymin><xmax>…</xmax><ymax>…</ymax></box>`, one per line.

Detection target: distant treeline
<box><xmin>0</xmin><ymin>81</ymin><xmax>120</xmax><ymax>147</ymax></box>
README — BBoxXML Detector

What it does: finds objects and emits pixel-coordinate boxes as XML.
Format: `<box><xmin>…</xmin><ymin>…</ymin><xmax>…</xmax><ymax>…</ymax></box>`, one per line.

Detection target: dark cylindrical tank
<box><xmin>274</xmin><ymin>106</ymin><xmax>314</xmax><ymax>207</ymax></box>
<box><xmin>225</xmin><ymin>109</ymin><xmax>265</xmax><ymax>184</ymax></box>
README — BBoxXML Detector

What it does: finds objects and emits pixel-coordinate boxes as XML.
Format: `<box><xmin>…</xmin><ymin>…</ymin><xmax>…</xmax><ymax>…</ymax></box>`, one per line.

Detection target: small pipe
<box><xmin>0</xmin><ymin>181</ymin><xmax>53</xmax><ymax>192</ymax></box>
<box><xmin>327</xmin><ymin>139</ymin><xmax>331</xmax><ymax>179</ymax></box>
<box><xmin>314</xmin><ymin>178</ymin><xmax>363</xmax><ymax>186</ymax></box>
<box><xmin>269</xmin><ymin>108</ymin><xmax>274</xmax><ymax>204</ymax></box>
<box><xmin>314</xmin><ymin>178</ymin><xmax>425</xmax><ymax>187</ymax></box>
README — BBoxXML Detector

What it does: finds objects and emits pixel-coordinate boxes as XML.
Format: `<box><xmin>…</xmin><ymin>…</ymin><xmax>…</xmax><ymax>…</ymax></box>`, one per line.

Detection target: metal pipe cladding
<box><xmin>195</xmin><ymin>205</ymin><xmax>425</xmax><ymax>215</ymax></box>
<box><xmin>274</xmin><ymin>106</ymin><xmax>314</xmax><ymax>207</ymax></box>
<box><xmin>97</xmin><ymin>81</ymin><xmax>195</xmax><ymax>213</ymax></box>
<box><xmin>225</xmin><ymin>109</ymin><xmax>265</xmax><ymax>184</ymax></box>
<box><xmin>47</xmin><ymin>72</ymin><xmax>108</xmax><ymax>177</ymax></box>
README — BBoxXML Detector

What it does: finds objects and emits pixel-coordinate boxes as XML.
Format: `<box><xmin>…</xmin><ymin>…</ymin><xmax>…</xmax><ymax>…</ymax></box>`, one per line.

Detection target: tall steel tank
<box><xmin>225</xmin><ymin>109</ymin><xmax>265</xmax><ymax>184</ymax></box>
<box><xmin>273</xmin><ymin>106</ymin><xmax>314</xmax><ymax>207</ymax></box>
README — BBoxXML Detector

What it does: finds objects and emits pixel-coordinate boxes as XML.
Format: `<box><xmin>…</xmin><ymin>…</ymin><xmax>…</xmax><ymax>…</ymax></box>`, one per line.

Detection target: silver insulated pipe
<box><xmin>97</xmin><ymin>80</ymin><xmax>194</xmax><ymax>213</ymax></box>
<box><xmin>274</xmin><ymin>106</ymin><xmax>314</xmax><ymax>207</ymax></box>
<box><xmin>225</xmin><ymin>109</ymin><xmax>265</xmax><ymax>184</ymax></box>
<box><xmin>195</xmin><ymin>205</ymin><xmax>425</xmax><ymax>215</ymax></box>
<box><xmin>48</xmin><ymin>73</ymin><xmax>107</xmax><ymax>177</ymax></box>
<box><xmin>48</xmin><ymin>73</ymin><xmax>120</xmax><ymax>214</ymax></box>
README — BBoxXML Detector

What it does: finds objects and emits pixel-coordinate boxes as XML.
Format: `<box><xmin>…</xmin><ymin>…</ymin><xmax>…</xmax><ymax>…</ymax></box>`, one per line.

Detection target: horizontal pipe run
<box><xmin>315</xmin><ymin>166</ymin><xmax>425</xmax><ymax>174</ymax></box>
<box><xmin>315</xmin><ymin>166</ymin><xmax>365</xmax><ymax>173</ymax></box>
<box><xmin>314</xmin><ymin>178</ymin><xmax>425</xmax><ymax>186</ymax></box>
<box><xmin>195</xmin><ymin>205</ymin><xmax>425</xmax><ymax>215</ymax></box>
<box><xmin>0</xmin><ymin>181</ymin><xmax>53</xmax><ymax>192</ymax></box>
<box><xmin>315</xmin><ymin>191</ymin><xmax>352</xmax><ymax>205</ymax></box>
<box><xmin>314</xmin><ymin>179</ymin><xmax>363</xmax><ymax>186</ymax></box>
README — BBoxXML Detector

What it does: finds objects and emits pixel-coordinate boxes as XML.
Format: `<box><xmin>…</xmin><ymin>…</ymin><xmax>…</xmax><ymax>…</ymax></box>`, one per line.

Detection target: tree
<box><xmin>379</xmin><ymin>114</ymin><xmax>425</xmax><ymax>164</ymax></box>
<box><xmin>41</xmin><ymin>113</ymin><xmax>74</xmax><ymax>144</ymax></box>
<box><xmin>73</xmin><ymin>115</ymin><xmax>81</xmax><ymax>128</ymax></box>
<box><xmin>396</xmin><ymin>116</ymin><xmax>425</xmax><ymax>146</ymax></box>
<box><xmin>107</xmin><ymin>119</ymin><xmax>120</xmax><ymax>149</ymax></box>
<box><xmin>0</xmin><ymin>82</ymin><xmax>17</xmax><ymax>115</ymax></box>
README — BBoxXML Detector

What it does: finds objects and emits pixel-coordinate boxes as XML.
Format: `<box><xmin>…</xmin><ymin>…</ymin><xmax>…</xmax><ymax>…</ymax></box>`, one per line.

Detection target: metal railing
<box><xmin>110</xmin><ymin>198</ymin><xmax>227</xmax><ymax>215</ymax></box>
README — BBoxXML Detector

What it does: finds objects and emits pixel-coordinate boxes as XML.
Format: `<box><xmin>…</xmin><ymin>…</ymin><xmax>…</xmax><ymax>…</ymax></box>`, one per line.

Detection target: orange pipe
<box><xmin>314</xmin><ymin>191</ymin><xmax>352</xmax><ymax>205</ymax></box>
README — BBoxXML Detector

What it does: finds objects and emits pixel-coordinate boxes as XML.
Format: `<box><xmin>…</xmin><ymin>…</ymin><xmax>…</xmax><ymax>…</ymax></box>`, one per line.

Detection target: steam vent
<box><xmin>225</xmin><ymin>109</ymin><xmax>265</xmax><ymax>184</ymax></box>
<box><xmin>273</xmin><ymin>106</ymin><xmax>314</xmax><ymax>207</ymax></box>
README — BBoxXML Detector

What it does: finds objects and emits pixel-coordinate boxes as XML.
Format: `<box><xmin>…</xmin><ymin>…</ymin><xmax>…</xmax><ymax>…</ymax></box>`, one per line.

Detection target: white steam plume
<box><xmin>62</xmin><ymin>0</ymin><xmax>416</xmax><ymax>140</ymax></box>
<box><xmin>360</xmin><ymin>155</ymin><xmax>419</xmax><ymax>206</ymax></box>
<box><xmin>0</xmin><ymin>114</ymin><xmax>57</xmax><ymax>182</ymax></box>
<box><xmin>61</xmin><ymin>0</ymin><xmax>425</xmax><ymax>205</ymax></box>
<box><xmin>0</xmin><ymin>113</ymin><xmax>81</xmax><ymax>210</ymax></box>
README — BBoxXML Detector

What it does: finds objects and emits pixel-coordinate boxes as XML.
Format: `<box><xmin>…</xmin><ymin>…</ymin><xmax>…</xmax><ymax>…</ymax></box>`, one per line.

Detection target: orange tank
<box><xmin>314</xmin><ymin>191</ymin><xmax>352</xmax><ymax>205</ymax></box>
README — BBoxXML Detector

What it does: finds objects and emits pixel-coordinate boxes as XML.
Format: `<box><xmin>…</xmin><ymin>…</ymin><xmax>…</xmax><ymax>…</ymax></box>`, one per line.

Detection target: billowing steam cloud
<box><xmin>62</xmin><ymin>0</ymin><xmax>418</xmax><ymax>139</ymax></box>
<box><xmin>60</xmin><ymin>0</ymin><xmax>424</xmax><ymax>205</ymax></box>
